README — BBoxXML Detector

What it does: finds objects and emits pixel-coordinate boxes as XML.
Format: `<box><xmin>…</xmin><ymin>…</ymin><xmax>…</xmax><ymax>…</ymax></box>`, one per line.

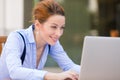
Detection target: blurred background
<box><xmin>0</xmin><ymin>0</ymin><xmax>120</xmax><ymax>71</ymax></box>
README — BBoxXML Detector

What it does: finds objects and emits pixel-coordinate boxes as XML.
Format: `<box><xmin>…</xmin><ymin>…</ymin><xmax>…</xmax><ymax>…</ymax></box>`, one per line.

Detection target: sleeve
<box><xmin>5</xmin><ymin>32</ymin><xmax>47</xmax><ymax>80</ymax></box>
<box><xmin>49</xmin><ymin>40</ymin><xmax>81</xmax><ymax>73</ymax></box>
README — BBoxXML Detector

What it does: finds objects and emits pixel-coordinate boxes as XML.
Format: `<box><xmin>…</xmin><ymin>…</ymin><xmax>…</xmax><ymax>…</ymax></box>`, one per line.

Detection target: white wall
<box><xmin>0</xmin><ymin>0</ymin><xmax>24</xmax><ymax>35</ymax></box>
<box><xmin>0</xmin><ymin>0</ymin><xmax>5</xmax><ymax>35</ymax></box>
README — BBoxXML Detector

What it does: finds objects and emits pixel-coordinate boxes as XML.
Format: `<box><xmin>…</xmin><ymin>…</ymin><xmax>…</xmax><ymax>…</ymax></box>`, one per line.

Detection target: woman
<box><xmin>0</xmin><ymin>0</ymin><xmax>80</xmax><ymax>80</ymax></box>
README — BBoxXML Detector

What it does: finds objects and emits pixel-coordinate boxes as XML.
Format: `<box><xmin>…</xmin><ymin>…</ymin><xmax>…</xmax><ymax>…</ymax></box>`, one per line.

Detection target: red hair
<box><xmin>32</xmin><ymin>0</ymin><xmax>65</xmax><ymax>23</ymax></box>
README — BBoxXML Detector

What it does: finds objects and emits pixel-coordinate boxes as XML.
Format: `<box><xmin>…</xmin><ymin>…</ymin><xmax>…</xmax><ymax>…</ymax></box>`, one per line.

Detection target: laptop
<box><xmin>79</xmin><ymin>36</ymin><xmax>120</xmax><ymax>80</ymax></box>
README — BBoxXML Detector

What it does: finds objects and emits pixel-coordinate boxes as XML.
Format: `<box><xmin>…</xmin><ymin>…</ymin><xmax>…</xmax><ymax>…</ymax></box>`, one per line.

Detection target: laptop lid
<box><xmin>79</xmin><ymin>36</ymin><xmax>120</xmax><ymax>80</ymax></box>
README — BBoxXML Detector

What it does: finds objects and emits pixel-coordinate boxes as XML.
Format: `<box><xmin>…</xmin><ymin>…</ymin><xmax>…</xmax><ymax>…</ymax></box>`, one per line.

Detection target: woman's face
<box><xmin>39</xmin><ymin>15</ymin><xmax>65</xmax><ymax>45</ymax></box>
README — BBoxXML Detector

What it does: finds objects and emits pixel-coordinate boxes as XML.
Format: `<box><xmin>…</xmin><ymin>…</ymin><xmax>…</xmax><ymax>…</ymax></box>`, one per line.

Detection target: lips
<box><xmin>52</xmin><ymin>37</ymin><xmax>58</xmax><ymax>42</ymax></box>
<box><xmin>50</xmin><ymin>36</ymin><xmax>58</xmax><ymax>42</ymax></box>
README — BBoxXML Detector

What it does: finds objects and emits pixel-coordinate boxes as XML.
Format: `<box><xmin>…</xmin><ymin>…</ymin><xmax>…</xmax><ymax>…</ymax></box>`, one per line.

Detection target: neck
<box><xmin>33</xmin><ymin>30</ymin><xmax>46</xmax><ymax>49</ymax></box>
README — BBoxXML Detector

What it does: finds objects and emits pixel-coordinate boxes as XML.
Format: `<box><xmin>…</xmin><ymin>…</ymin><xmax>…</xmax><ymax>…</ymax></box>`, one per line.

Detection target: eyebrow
<box><xmin>52</xmin><ymin>23</ymin><xmax>65</xmax><ymax>27</ymax></box>
<box><xmin>52</xmin><ymin>23</ymin><xmax>58</xmax><ymax>26</ymax></box>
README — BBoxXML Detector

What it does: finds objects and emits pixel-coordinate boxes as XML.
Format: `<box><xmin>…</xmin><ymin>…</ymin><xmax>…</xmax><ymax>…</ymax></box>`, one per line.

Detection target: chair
<box><xmin>0</xmin><ymin>36</ymin><xmax>7</xmax><ymax>55</ymax></box>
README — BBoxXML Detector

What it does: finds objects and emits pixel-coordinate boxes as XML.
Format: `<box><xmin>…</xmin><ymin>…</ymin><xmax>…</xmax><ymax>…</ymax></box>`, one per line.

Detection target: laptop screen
<box><xmin>79</xmin><ymin>36</ymin><xmax>120</xmax><ymax>80</ymax></box>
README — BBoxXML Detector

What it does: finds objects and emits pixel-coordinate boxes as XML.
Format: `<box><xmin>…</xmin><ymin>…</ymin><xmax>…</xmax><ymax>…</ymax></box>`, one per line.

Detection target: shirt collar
<box><xmin>25</xmin><ymin>24</ymin><xmax>35</xmax><ymax>43</ymax></box>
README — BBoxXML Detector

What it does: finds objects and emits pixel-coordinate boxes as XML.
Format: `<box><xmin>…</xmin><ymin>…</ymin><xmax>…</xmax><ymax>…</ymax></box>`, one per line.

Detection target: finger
<box><xmin>64</xmin><ymin>78</ymin><xmax>72</xmax><ymax>80</ymax></box>
<box><xmin>69</xmin><ymin>71</ymin><xmax>79</xmax><ymax>80</ymax></box>
<box><xmin>65</xmin><ymin>74</ymin><xmax>76</xmax><ymax>80</ymax></box>
<box><xmin>72</xmin><ymin>74</ymin><xmax>79</xmax><ymax>80</ymax></box>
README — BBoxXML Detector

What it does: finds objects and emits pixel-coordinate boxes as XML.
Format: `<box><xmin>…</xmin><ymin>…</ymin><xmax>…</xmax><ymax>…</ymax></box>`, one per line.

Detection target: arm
<box><xmin>49</xmin><ymin>41</ymin><xmax>81</xmax><ymax>73</ymax></box>
<box><xmin>5</xmin><ymin>32</ymin><xmax>47</xmax><ymax>80</ymax></box>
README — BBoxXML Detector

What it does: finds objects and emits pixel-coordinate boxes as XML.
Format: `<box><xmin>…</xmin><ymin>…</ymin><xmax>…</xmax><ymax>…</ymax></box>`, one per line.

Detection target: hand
<box><xmin>58</xmin><ymin>70</ymin><xmax>79</xmax><ymax>80</ymax></box>
<box><xmin>44</xmin><ymin>70</ymin><xmax>79</xmax><ymax>80</ymax></box>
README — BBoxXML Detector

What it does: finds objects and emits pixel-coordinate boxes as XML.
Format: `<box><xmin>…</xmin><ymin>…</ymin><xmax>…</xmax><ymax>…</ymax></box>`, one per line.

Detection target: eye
<box><xmin>51</xmin><ymin>26</ymin><xmax>57</xmax><ymax>29</ymax></box>
<box><xmin>61</xmin><ymin>26</ymin><xmax>65</xmax><ymax>30</ymax></box>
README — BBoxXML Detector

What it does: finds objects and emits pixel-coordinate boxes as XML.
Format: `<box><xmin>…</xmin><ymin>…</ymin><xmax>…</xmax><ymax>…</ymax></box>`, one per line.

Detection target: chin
<box><xmin>49</xmin><ymin>41</ymin><xmax>57</xmax><ymax>45</ymax></box>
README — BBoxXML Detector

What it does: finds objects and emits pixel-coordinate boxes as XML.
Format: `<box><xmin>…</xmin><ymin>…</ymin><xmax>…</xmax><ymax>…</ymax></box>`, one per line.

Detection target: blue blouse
<box><xmin>0</xmin><ymin>25</ymin><xmax>80</xmax><ymax>80</ymax></box>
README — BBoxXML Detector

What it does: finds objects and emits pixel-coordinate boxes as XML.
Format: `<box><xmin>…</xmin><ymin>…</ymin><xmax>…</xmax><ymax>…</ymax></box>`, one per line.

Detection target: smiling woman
<box><xmin>34</xmin><ymin>15</ymin><xmax>65</xmax><ymax>46</ymax></box>
<box><xmin>0</xmin><ymin>0</ymin><xmax>80</xmax><ymax>80</ymax></box>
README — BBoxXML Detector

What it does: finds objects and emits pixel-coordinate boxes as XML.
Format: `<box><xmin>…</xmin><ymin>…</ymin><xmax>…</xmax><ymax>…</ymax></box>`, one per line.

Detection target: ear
<box><xmin>34</xmin><ymin>20</ymin><xmax>42</xmax><ymax>30</ymax></box>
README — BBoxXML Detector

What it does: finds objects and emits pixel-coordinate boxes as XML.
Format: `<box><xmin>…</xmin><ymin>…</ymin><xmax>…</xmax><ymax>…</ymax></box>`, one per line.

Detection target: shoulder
<box><xmin>6</xmin><ymin>29</ymin><xmax>27</xmax><ymax>44</ymax></box>
<box><xmin>8</xmin><ymin>29</ymin><xmax>25</xmax><ymax>38</ymax></box>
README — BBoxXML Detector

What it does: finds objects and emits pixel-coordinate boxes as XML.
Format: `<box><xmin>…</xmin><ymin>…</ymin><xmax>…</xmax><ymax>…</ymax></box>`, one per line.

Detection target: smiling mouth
<box><xmin>50</xmin><ymin>36</ymin><xmax>58</xmax><ymax>42</ymax></box>
<box><xmin>52</xmin><ymin>38</ymin><xmax>58</xmax><ymax>42</ymax></box>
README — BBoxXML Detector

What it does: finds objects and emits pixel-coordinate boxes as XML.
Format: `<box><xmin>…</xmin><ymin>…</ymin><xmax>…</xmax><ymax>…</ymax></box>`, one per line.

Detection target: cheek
<box><xmin>43</xmin><ymin>28</ymin><xmax>52</xmax><ymax>37</ymax></box>
<box><xmin>59</xmin><ymin>30</ymin><xmax>64</xmax><ymax>37</ymax></box>
<box><xmin>46</xmin><ymin>28</ymin><xmax>54</xmax><ymax>35</ymax></box>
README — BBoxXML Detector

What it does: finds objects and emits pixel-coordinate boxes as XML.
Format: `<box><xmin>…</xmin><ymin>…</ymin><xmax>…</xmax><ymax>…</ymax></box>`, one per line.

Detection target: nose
<box><xmin>55</xmin><ymin>29</ymin><xmax>63</xmax><ymax>37</ymax></box>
